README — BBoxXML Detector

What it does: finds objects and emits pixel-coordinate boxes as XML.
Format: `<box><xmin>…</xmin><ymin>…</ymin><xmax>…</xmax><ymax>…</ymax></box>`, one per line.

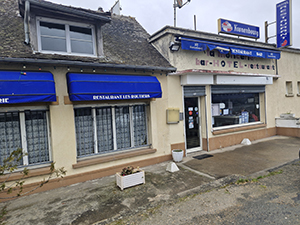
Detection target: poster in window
<box><xmin>189</xmin><ymin>117</ymin><xmax>194</xmax><ymax>129</ymax></box>
<box><xmin>212</xmin><ymin>103</ymin><xmax>220</xmax><ymax>116</ymax></box>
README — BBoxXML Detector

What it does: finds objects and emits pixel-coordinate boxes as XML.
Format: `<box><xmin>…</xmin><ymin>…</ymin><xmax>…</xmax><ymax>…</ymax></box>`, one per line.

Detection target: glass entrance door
<box><xmin>184</xmin><ymin>97</ymin><xmax>201</xmax><ymax>149</ymax></box>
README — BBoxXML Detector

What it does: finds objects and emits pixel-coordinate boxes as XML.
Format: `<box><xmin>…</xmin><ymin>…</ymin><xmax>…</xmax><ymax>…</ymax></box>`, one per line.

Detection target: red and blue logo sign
<box><xmin>221</xmin><ymin>21</ymin><xmax>233</xmax><ymax>32</ymax></box>
<box><xmin>218</xmin><ymin>19</ymin><xmax>260</xmax><ymax>39</ymax></box>
<box><xmin>276</xmin><ymin>0</ymin><xmax>292</xmax><ymax>48</ymax></box>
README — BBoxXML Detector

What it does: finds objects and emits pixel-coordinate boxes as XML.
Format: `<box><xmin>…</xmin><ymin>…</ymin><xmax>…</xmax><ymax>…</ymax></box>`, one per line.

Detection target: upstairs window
<box><xmin>37</xmin><ymin>18</ymin><xmax>96</xmax><ymax>56</ymax></box>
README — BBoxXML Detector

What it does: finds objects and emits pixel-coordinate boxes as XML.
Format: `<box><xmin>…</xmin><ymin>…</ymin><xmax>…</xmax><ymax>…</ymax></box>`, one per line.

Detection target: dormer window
<box><xmin>37</xmin><ymin>17</ymin><xmax>96</xmax><ymax>56</ymax></box>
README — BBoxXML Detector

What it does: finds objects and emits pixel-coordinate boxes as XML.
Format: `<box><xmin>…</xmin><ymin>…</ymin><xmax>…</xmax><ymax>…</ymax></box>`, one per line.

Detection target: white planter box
<box><xmin>172</xmin><ymin>149</ymin><xmax>184</xmax><ymax>162</ymax></box>
<box><xmin>116</xmin><ymin>170</ymin><xmax>145</xmax><ymax>190</ymax></box>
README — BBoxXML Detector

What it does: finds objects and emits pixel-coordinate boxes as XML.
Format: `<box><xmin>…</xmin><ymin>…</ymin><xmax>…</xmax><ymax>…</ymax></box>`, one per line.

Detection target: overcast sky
<box><xmin>50</xmin><ymin>0</ymin><xmax>299</xmax><ymax>48</ymax></box>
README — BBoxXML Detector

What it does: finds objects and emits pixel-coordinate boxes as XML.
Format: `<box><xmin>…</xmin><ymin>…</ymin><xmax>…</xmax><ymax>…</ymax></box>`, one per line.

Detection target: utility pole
<box><xmin>173</xmin><ymin>0</ymin><xmax>191</xmax><ymax>27</ymax></box>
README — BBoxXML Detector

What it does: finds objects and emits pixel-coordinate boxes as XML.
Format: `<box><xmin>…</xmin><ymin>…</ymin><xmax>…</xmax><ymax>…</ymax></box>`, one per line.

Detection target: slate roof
<box><xmin>0</xmin><ymin>0</ymin><xmax>174</xmax><ymax>71</ymax></box>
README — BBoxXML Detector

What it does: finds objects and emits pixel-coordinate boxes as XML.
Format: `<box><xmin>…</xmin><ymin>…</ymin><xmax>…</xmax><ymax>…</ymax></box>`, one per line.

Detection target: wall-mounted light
<box><xmin>169</xmin><ymin>41</ymin><xmax>181</xmax><ymax>52</ymax></box>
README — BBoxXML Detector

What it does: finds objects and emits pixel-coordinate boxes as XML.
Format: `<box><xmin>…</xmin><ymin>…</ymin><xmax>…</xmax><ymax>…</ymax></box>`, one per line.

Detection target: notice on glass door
<box><xmin>189</xmin><ymin>117</ymin><xmax>194</xmax><ymax>129</ymax></box>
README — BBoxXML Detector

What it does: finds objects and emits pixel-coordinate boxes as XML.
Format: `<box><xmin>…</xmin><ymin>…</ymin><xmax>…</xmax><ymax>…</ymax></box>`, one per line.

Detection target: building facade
<box><xmin>149</xmin><ymin>26</ymin><xmax>300</xmax><ymax>153</ymax></box>
<box><xmin>0</xmin><ymin>0</ymin><xmax>179</xmax><ymax>196</ymax></box>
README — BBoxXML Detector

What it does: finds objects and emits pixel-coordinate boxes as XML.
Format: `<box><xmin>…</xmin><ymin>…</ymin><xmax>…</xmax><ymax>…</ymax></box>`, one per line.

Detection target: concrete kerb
<box><xmin>176</xmin><ymin>174</ymin><xmax>243</xmax><ymax>198</ymax></box>
<box><xmin>247</xmin><ymin>158</ymin><xmax>300</xmax><ymax>179</ymax></box>
<box><xmin>176</xmin><ymin>158</ymin><xmax>300</xmax><ymax>200</ymax></box>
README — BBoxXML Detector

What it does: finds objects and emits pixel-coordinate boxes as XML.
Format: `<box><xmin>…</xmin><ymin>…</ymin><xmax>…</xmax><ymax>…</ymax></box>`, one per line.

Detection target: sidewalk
<box><xmin>1</xmin><ymin>136</ymin><xmax>300</xmax><ymax>225</ymax></box>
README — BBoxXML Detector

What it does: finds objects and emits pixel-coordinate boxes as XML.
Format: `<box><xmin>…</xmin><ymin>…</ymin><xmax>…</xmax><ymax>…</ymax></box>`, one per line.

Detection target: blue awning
<box><xmin>67</xmin><ymin>73</ymin><xmax>162</xmax><ymax>101</ymax></box>
<box><xmin>0</xmin><ymin>71</ymin><xmax>56</xmax><ymax>104</ymax></box>
<box><xmin>181</xmin><ymin>37</ymin><xmax>281</xmax><ymax>59</ymax></box>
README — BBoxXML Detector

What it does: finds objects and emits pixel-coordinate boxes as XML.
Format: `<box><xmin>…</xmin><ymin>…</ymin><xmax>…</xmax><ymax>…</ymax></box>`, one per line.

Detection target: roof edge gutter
<box><xmin>25</xmin><ymin>0</ymin><xmax>111</xmax><ymax>23</ymax></box>
<box><xmin>0</xmin><ymin>58</ymin><xmax>176</xmax><ymax>73</ymax></box>
<box><xmin>24</xmin><ymin>0</ymin><xmax>30</xmax><ymax>45</ymax></box>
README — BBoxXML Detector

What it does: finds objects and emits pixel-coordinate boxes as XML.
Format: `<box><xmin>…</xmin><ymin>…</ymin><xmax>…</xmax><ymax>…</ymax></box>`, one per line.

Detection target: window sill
<box><xmin>212</xmin><ymin>122</ymin><xmax>266</xmax><ymax>135</ymax></box>
<box><xmin>285</xmin><ymin>94</ymin><xmax>294</xmax><ymax>97</ymax></box>
<box><xmin>73</xmin><ymin>148</ymin><xmax>157</xmax><ymax>169</ymax></box>
<box><xmin>0</xmin><ymin>165</ymin><xmax>52</xmax><ymax>182</ymax></box>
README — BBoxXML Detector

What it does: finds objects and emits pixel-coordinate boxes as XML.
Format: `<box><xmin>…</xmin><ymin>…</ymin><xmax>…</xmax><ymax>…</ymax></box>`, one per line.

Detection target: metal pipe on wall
<box><xmin>24</xmin><ymin>0</ymin><xmax>30</xmax><ymax>45</ymax></box>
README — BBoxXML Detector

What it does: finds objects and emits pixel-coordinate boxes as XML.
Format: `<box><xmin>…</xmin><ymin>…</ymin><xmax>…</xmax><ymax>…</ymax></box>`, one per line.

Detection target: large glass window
<box><xmin>0</xmin><ymin>110</ymin><xmax>50</xmax><ymax>166</ymax></box>
<box><xmin>40</xmin><ymin>21</ymin><xmax>67</xmax><ymax>52</ymax></box>
<box><xmin>38</xmin><ymin>19</ymin><xmax>95</xmax><ymax>56</ymax></box>
<box><xmin>74</xmin><ymin>104</ymin><xmax>148</xmax><ymax>158</ymax></box>
<box><xmin>212</xmin><ymin>93</ymin><xmax>260</xmax><ymax>128</ymax></box>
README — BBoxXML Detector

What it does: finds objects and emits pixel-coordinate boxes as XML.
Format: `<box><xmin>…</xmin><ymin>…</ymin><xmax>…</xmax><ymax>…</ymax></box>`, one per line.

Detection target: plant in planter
<box><xmin>116</xmin><ymin>166</ymin><xmax>145</xmax><ymax>190</ymax></box>
<box><xmin>172</xmin><ymin>149</ymin><xmax>184</xmax><ymax>162</ymax></box>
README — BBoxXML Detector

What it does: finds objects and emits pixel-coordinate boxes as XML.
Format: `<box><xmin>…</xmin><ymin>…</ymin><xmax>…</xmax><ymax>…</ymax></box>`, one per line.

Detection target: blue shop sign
<box><xmin>276</xmin><ymin>0</ymin><xmax>292</xmax><ymax>48</ymax></box>
<box><xmin>180</xmin><ymin>38</ymin><xmax>281</xmax><ymax>60</ymax></box>
<box><xmin>218</xmin><ymin>19</ymin><xmax>260</xmax><ymax>39</ymax></box>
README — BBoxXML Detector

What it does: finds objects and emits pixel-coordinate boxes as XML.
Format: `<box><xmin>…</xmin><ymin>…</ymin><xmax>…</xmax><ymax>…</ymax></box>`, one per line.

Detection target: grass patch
<box><xmin>236</xmin><ymin>178</ymin><xmax>249</xmax><ymax>184</ymax></box>
<box><xmin>267</xmin><ymin>170</ymin><xmax>283</xmax><ymax>176</ymax></box>
<box><xmin>235</xmin><ymin>170</ymin><xmax>283</xmax><ymax>185</ymax></box>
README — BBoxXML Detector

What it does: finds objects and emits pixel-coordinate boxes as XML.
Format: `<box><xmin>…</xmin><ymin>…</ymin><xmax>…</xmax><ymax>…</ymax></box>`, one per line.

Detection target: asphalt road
<box><xmin>113</xmin><ymin>160</ymin><xmax>300</xmax><ymax>225</ymax></box>
<box><xmin>1</xmin><ymin>136</ymin><xmax>299</xmax><ymax>225</ymax></box>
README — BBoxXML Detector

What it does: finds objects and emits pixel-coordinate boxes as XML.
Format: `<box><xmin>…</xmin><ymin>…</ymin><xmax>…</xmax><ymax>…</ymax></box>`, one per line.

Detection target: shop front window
<box><xmin>74</xmin><ymin>104</ymin><xmax>148</xmax><ymax>158</ymax></box>
<box><xmin>212</xmin><ymin>93</ymin><xmax>260</xmax><ymax>128</ymax></box>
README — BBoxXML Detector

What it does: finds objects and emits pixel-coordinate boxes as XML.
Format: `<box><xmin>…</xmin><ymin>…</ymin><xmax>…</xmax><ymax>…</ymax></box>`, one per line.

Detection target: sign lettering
<box><xmin>194</xmin><ymin>50</ymin><xmax>275</xmax><ymax>71</ymax></box>
<box><xmin>93</xmin><ymin>94</ymin><xmax>151</xmax><ymax>101</ymax></box>
<box><xmin>0</xmin><ymin>98</ymin><xmax>9</xmax><ymax>103</ymax></box>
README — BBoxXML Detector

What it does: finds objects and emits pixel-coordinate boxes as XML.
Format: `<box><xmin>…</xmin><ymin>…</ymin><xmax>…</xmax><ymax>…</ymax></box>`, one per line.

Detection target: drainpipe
<box><xmin>24</xmin><ymin>0</ymin><xmax>30</xmax><ymax>45</ymax></box>
<box><xmin>204</xmin><ymin>95</ymin><xmax>210</xmax><ymax>151</ymax></box>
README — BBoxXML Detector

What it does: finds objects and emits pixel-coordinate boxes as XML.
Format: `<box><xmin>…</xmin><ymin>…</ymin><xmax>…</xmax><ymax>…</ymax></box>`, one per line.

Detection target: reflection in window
<box><xmin>40</xmin><ymin>22</ymin><xmax>66</xmax><ymax>52</ymax></box>
<box><xmin>39</xmin><ymin>20</ymin><xmax>94</xmax><ymax>55</ymax></box>
<box><xmin>212</xmin><ymin>93</ymin><xmax>260</xmax><ymax>128</ymax></box>
<box><xmin>70</xmin><ymin>26</ymin><xmax>93</xmax><ymax>54</ymax></box>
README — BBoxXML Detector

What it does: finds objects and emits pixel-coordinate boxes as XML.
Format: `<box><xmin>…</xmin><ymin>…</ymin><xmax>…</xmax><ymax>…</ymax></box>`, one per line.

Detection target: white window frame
<box><xmin>297</xmin><ymin>81</ymin><xmax>300</xmax><ymax>96</ymax></box>
<box><xmin>0</xmin><ymin>106</ymin><xmax>52</xmax><ymax>167</ymax></box>
<box><xmin>211</xmin><ymin>92</ymin><xmax>264</xmax><ymax>131</ymax></box>
<box><xmin>36</xmin><ymin>17</ymin><xmax>97</xmax><ymax>57</ymax></box>
<box><xmin>74</xmin><ymin>103</ymin><xmax>149</xmax><ymax>158</ymax></box>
